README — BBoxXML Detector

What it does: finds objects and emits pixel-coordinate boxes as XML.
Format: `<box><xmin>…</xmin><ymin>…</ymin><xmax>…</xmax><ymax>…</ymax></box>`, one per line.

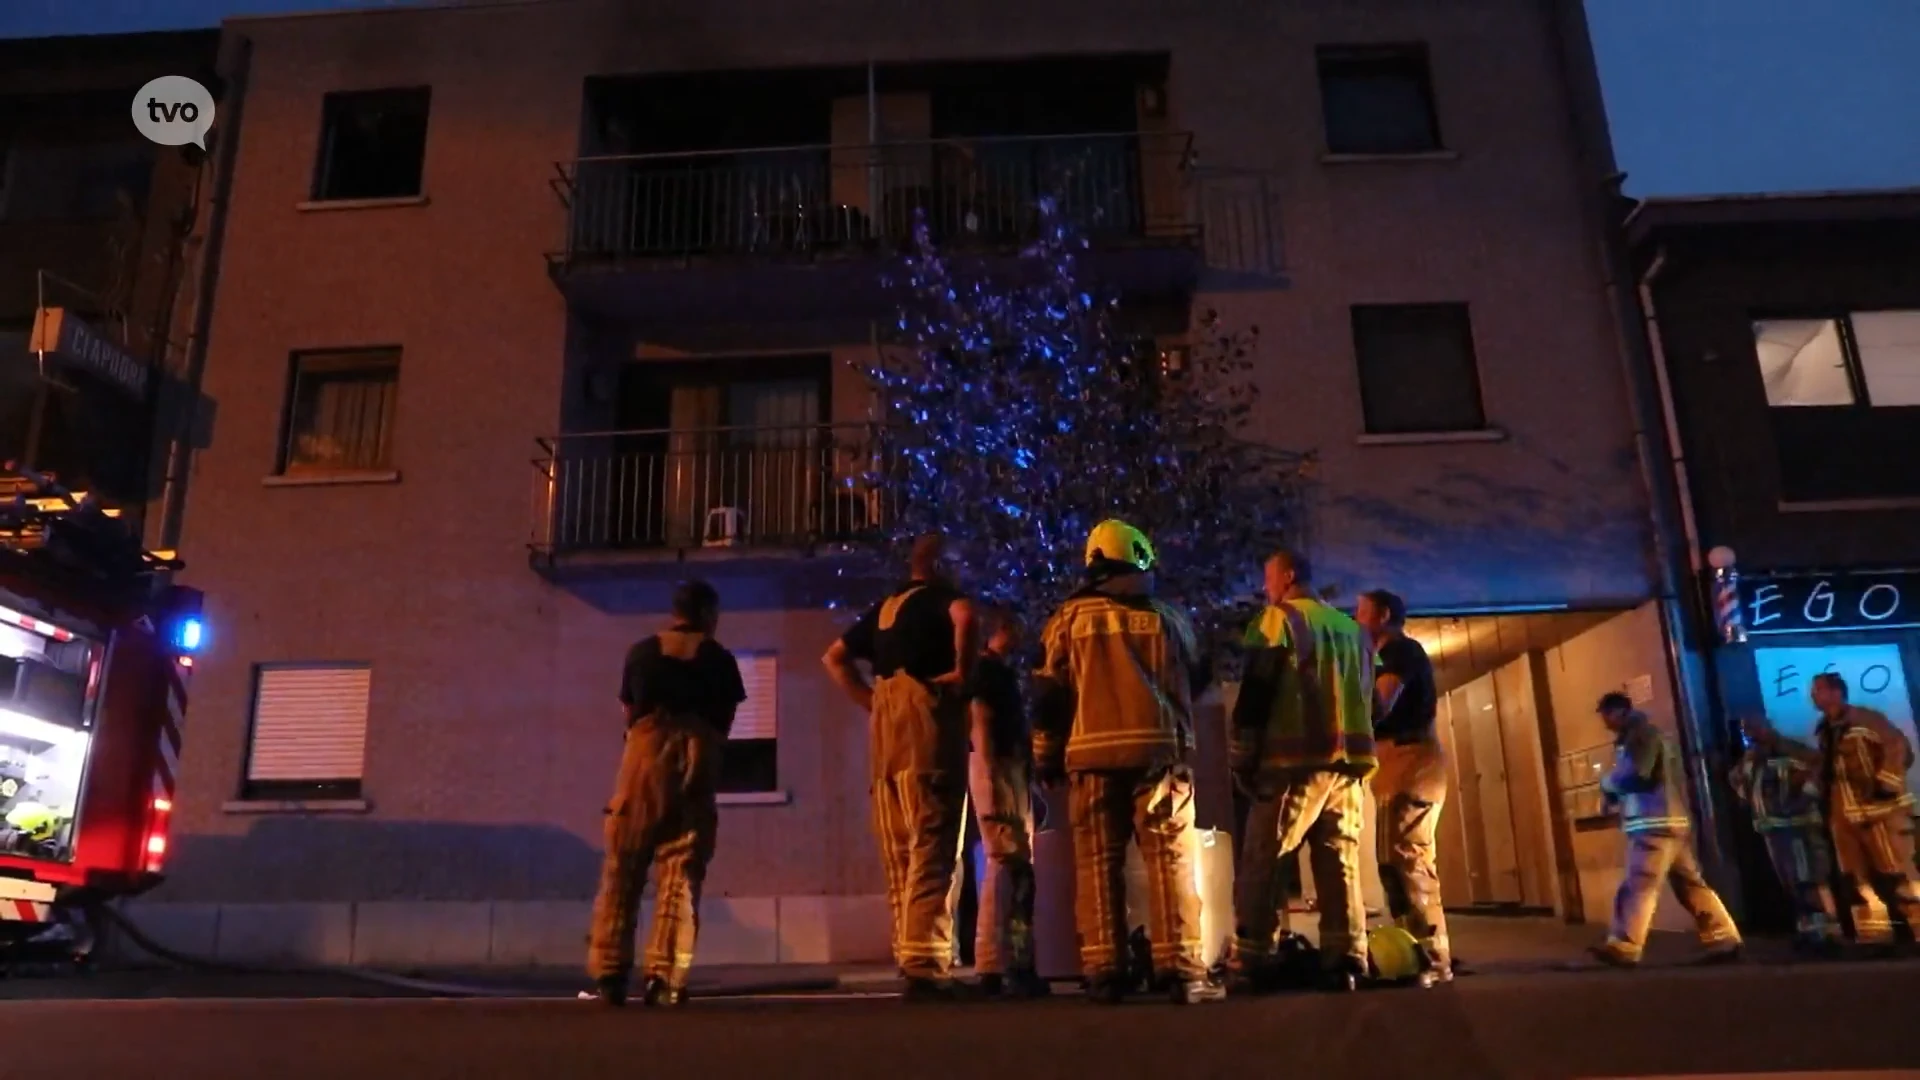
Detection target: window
<box><xmin>279</xmin><ymin>348</ymin><xmax>400</xmax><ymax>474</ymax></box>
<box><xmin>0</xmin><ymin>140</ymin><xmax>155</xmax><ymax>221</ymax></box>
<box><xmin>243</xmin><ymin>664</ymin><xmax>371</xmax><ymax>801</ymax></box>
<box><xmin>722</xmin><ymin>652</ymin><xmax>779</xmax><ymax>794</ymax></box>
<box><xmin>1753</xmin><ymin>310</ymin><xmax>1920</xmax><ymax>408</ymax></box>
<box><xmin>1350</xmin><ymin>303</ymin><xmax>1486</xmax><ymax>435</ymax></box>
<box><xmin>1316</xmin><ymin>45</ymin><xmax>1442</xmax><ymax>156</ymax></box>
<box><xmin>312</xmin><ymin>87</ymin><xmax>431</xmax><ymax>202</ymax></box>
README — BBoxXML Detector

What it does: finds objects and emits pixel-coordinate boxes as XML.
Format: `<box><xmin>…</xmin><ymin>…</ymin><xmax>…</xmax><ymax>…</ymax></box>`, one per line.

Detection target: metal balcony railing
<box><xmin>531</xmin><ymin>423</ymin><xmax>897</xmax><ymax>556</ymax></box>
<box><xmin>552</xmin><ymin>131</ymin><xmax>1197</xmax><ymax>263</ymax></box>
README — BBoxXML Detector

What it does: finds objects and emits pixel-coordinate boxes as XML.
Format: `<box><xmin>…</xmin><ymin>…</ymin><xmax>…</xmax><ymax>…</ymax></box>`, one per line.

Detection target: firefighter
<box><xmin>1762</xmin><ymin>672</ymin><xmax>1920</xmax><ymax>953</ymax></box>
<box><xmin>1589</xmin><ymin>692</ymin><xmax>1742</xmax><ymax>968</ymax></box>
<box><xmin>962</xmin><ymin>607</ymin><xmax>1049</xmax><ymax>997</ymax></box>
<box><xmin>1354</xmin><ymin>588</ymin><xmax>1451</xmax><ymax>987</ymax></box>
<box><xmin>823</xmin><ymin>533</ymin><xmax>978</xmax><ymax>1001</ymax></box>
<box><xmin>586</xmin><ymin>579</ymin><xmax>746</xmax><ymax>1008</ymax></box>
<box><xmin>1228</xmin><ymin>550</ymin><xmax>1376</xmax><ymax>993</ymax></box>
<box><xmin>1728</xmin><ymin>715</ymin><xmax>1840</xmax><ymax>954</ymax></box>
<box><xmin>1032</xmin><ymin>519</ymin><xmax>1222</xmax><ymax>1005</ymax></box>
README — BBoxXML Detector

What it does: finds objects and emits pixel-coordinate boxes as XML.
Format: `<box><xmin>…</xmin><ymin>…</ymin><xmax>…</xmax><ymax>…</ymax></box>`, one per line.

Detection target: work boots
<box><xmin>585</xmin><ymin>975</ymin><xmax>628</xmax><ymax>1007</ymax></box>
<box><xmin>643</xmin><ymin>976</ymin><xmax>690</xmax><ymax>1008</ymax></box>
<box><xmin>1167</xmin><ymin>973</ymin><xmax>1228</xmax><ymax>1005</ymax></box>
<box><xmin>979</xmin><ymin>970</ymin><xmax>1052</xmax><ymax>999</ymax></box>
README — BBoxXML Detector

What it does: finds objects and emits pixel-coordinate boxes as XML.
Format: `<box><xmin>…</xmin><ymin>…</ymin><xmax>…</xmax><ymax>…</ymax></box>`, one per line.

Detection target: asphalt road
<box><xmin>4</xmin><ymin>962</ymin><xmax>1920</xmax><ymax>1080</ymax></box>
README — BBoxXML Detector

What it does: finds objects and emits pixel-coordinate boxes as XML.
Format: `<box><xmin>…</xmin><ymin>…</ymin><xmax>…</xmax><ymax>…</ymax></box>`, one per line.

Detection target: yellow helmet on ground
<box><xmin>1367</xmin><ymin>924</ymin><xmax>1427</xmax><ymax>981</ymax></box>
<box><xmin>1085</xmin><ymin>519</ymin><xmax>1156</xmax><ymax>574</ymax></box>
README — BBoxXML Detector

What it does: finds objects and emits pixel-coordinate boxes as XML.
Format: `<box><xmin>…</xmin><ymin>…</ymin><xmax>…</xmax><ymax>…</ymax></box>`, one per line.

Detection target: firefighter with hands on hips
<box><xmin>1729</xmin><ymin>714</ymin><xmax>1841</xmax><ymax>955</ymax></box>
<box><xmin>1589</xmin><ymin>692</ymin><xmax>1743</xmax><ymax>968</ymax></box>
<box><xmin>1227</xmin><ymin>550</ymin><xmax>1376</xmax><ymax>994</ymax></box>
<box><xmin>1354</xmin><ymin>588</ymin><xmax>1452</xmax><ymax>987</ymax></box>
<box><xmin>823</xmin><ymin>533</ymin><xmax>979</xmax><ymax>1001</ymax></box>
<box><xmin>586</xmin><ymin>579</ymin><xmax>745</xmax><ymax>1008</ymax></box>
<box><xmin>1031</xmin><ymin>520</ymin><xmax>1223</xmax><ymax>1005</ymax></box>
<box><xmin>957</xmin><ymin>606</ymin><xmax>1050</xmax><ymax>997</ymax></box>
<box><xmin>1755</xmin><ymin>672</ymin><xmax>1920</xmax><ymax>954</ymax></box>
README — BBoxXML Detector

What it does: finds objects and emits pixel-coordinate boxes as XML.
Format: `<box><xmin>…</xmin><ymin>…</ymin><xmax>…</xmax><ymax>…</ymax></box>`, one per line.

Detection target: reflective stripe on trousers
<box><xmin>586</xmin><ymin>713</ymin><xmax>721</xmax><ymax>985</ymax></box>
<box><xmin>1830</xmin><ymin>814</ymin><xmax>1920</xmax><ymax>944</ymax></box>
<box><xmin>1069</xmin><ymin>764</ymin><xmax>1205</xmax><ymax>981</ymax></box>
<box><xmin>1605</xmin><ymin>831</ymin><xmax>1741</xmax><ymax>958</ymax></box>
<box><xmin>1372</xmin><ymin>739</ymin><xmax>1451</xmax><ymax>966</ymax></box>
<box><xmin>870</xmin><ymin>675</ymin><xmax>968</xmax><ymax>979</ymax></box>
<box><xmin>1231</xmin><ymin>767</ymin><xmax>1367</xmax><ymax>969</ymax></box>
<box><xmin>1761</xmin><ymin>828</ymin><xmax>1839</xmax><ymax>942</ymax></box>
<box><xmin>945</xmin><ymin>749</ymin><xmax>1037</xmax><ymax>975</ymax></box>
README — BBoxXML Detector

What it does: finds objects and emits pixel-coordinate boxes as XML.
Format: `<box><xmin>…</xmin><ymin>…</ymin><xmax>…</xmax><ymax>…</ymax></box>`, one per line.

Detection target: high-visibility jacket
<box><xmin>1728</xmin><ymin>751</ymin><xmax>1823</xmax><ymax>832</ymax></box>
<box><xmin>1818</xmin><ymin>705</ymin><xmax>1916</xmax><ymax>826</ymax></box>
<box><xmin>1032</xmin><ymin>579</ymin><xmax>1201</xmax><ymax>773</ymax></box>
<box><xmin>1231</xmin><ymin>597</ymin><xmax>1375</xmax><ymax>779</ymax></box>
<box><xmin>1601</xmin><ymin>714</ymin><xmax>1691</xmax><ymax>835</ymax></box>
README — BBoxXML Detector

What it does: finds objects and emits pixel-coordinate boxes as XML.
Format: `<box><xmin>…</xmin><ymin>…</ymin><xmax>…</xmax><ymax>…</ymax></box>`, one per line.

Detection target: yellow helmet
<box><xmin>1085</xmin><ymin>519</ymin><xmax>1156</xmax><ymax>574</ymax></box>
<box><xmin>1367</xmin><ymin>924</ymin><xmax>1426</xmax><ymax>981</ymax></box>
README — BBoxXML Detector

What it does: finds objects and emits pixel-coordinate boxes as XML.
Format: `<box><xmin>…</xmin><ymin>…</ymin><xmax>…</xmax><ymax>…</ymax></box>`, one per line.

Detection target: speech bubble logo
<box><xmin>133</xmin><ymin>75</ymin><xmax>216</xmax><ymax>150</ymax></box>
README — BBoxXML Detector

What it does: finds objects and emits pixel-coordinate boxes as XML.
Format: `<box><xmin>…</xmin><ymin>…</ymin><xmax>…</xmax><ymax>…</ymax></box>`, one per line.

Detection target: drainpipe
<box><xmin>1635</xmin><ymin>249</ymin><xmax>1703</xmax><ymax>572</ymax></box>
<box><xmin>156</xmin><ymin>35</ymin><xmax>251</xmax><ymax>554</ymax></box>
<box><xmin>1543</xmin><ymin>0</ymin><xmax>1738</xmax><ymax>896</ymax></box>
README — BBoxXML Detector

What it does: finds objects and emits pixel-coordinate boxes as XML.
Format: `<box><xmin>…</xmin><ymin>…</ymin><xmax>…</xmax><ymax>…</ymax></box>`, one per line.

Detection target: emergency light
<box><xmin>173</xmin><ymin>617</ymin><xmax>204</xmax><ymax>654</ymax></box>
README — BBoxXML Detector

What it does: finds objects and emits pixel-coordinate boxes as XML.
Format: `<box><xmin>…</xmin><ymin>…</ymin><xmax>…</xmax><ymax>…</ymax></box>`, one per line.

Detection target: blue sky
<box><xmin>5</xmin><ymin>0</ymin><xmax>1917</xmax><ymax>198</ymax></box>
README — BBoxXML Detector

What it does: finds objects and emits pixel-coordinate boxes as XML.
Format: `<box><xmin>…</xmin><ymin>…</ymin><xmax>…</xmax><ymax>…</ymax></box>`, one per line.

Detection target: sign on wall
<box><xmin>1738</xmin><ymin>570</ymin><xmax>1920</xmax><ymax>636</ymax></box>
<box><xmin>1752</xmin><ymin>643</ymin><xmax>1920</xmax><ymax>794</ymax></box>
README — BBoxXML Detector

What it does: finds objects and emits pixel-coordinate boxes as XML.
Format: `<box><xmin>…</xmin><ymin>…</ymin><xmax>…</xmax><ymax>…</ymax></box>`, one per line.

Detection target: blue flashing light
<box><xmin>174</xmin><ymin>617</ymin><xmax>205</xmax><ymax>654</ymax></box>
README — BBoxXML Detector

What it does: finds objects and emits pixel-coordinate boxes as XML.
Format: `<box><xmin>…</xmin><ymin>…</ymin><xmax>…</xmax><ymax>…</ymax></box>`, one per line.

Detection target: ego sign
<box><xmin>1739</xmin><ymin>571</ymin><xmax>1919</xmax><ymax>636</ymax></box>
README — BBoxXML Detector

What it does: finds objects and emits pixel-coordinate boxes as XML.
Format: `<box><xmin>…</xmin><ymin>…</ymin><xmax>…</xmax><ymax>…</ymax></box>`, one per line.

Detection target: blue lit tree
<box><xmin>858</xmin><ymin>198</ymin><xmax>1312</xmax><ymax>657</ymax></box>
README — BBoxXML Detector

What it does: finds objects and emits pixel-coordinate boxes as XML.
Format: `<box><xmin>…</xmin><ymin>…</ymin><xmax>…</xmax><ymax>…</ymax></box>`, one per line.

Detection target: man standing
<box><xmin>1766</xmin><ymin>673</ymin><xmax>1920</xmax><ymax>952</ymax></box>
<box><xmin>1228</xmin><ymin>550</ymin><xmax>1376</xmax><ymax>993</ymax></box>
<box><xmin>1590</xmin><ymin>692</ymin><xmax>1742</xmax><ymax>968</ymax></box>
<box><xmin>1728</xmin><ymin>715</ymin><xmax>1840</xmax><ymax>954</ymax></box>
<box><xmin>823</xmin><ymin>534</ymin><xmax>977</xmax><ymax>1000</ymax></box>
<box><xmin>586</xmin><ymin>580</ymin><xmax>745</xmax><ymax>1008</ymax></box>
<box><xmin>1032</xmin><ymin>519</ymin><xmax>1221</xmax><ymax>1005</ymax></box>
<box><xmin>963</xmin><ymin>608</ymin><xmax>1049</xmax><ymax>997</ymax></box>
<box><xmin>1354</xmin><ymin>588</ymin><xmax>1450</xmax><ymax>986</ymax></box>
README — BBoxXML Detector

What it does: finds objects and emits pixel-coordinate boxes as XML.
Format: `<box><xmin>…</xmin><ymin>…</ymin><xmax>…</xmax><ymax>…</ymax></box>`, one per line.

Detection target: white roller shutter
<box><xmin>247</xmin><ymin>664</ymin><xmax>371</xmax><ymax>782</ymax></box>
<box><xmin>731</xmin><ymin>653</ymin><xmax>778</xmax><ymax>741</ymax></box>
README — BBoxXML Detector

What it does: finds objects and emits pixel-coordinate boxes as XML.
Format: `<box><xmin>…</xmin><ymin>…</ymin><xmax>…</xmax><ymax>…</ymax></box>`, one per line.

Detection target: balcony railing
<box><xmin>552</xmin><ymin>131</ymin><xmax>1196</xmax><ymax>264</ymax></box>
<box><xmin>531</xmin><ymin>423</ymin><xmax>897</xmax><ymax>557</ymax></box>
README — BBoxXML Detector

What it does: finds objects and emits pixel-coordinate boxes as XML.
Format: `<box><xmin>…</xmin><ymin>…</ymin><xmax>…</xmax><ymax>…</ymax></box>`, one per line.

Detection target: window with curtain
<box><xmin>280</xmin><ymin>348</ymin><xmax>401</xmax><ymax>474</ymax></box>
<box><xmin>1752</xmin><ymin>310</ymin><xmax>1920</xmax><ymax>408</ymax></box>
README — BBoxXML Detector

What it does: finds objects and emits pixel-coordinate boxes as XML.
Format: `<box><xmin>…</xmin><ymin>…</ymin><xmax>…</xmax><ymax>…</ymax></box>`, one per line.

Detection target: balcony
<box><xmin>546</xmin><ymin>132</ymin><xmax>1204</xmax><ymax>324</ymax></box>
<box><xmin>529</xmin><ymin>423</ymin><xmax>897</xmax><ymax>571</ymax></box>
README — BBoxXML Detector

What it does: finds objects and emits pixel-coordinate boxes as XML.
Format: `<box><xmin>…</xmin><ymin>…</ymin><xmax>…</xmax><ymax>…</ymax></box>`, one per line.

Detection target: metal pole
<box><xmin>157</xmin><ymin>36</ymin><xmax>251</xmax><ymax>553</ymax></box>
<box><xmin>867</xmin><ymin>61</ymin><xmax>881</xmax><ymax>240</ymax></box>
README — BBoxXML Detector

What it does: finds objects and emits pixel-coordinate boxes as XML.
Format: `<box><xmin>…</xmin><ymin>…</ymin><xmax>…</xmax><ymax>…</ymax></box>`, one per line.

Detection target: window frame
<box><xmin>1750</xmin><ymin>308</ymin><xmax>1918</xmax><ymax>409</ymax></box>
<box><xmin>720</xmin><ymin>651</ymin><xmax>780</xmax><ymax>796</ymax></box>
<box><xmin>310</xmin><ymin>86</ymin><xmax>434</xmax><ymax>203</ymax></box>
<box><xmin>1314</xmin><ymin>43</ymin><xmax>1445</xmax><ymax>157</ymax></box>
<box><xmin>276</xmin><ymin>346</ymin><xmax>402</xmax><ymax>477</ymax></box>
<box><xmin>239</xmin><ymin>662</ymin><xmax>371</xmax><ymax>803</ymax></box>
<box><xmin>1349</xmin><ymin>301</ymin><xmax>1489</xmax><ymax>436</ymax></box>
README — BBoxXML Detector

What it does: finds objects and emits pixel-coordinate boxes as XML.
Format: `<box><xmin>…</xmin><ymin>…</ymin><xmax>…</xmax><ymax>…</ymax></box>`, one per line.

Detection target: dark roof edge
<box><xmin>1626</xmin><ymin>186</ymin><xmax>1920</xmax><ymax>245</ymax></box>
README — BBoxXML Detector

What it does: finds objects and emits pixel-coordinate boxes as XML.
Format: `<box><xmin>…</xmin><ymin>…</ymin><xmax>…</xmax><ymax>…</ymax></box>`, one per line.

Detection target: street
<box><xmin>4</xmin><ymin>961</ymin><xmax>1919</xmax><ymax>1080</ymax></box>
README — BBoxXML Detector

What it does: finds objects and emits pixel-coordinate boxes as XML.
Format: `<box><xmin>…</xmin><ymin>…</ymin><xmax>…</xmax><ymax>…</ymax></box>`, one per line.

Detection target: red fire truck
<box><xmin>0</xmin><ymin>463</ymin><xmax>202</xmax><ymax>964</ymax></box>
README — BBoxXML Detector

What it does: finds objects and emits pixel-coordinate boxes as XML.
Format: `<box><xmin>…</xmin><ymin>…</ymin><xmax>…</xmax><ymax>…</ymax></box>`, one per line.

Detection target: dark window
<box><xmin>1317</xmin><ymin>45</ymin><xmax>1442</xmax><ymax>156</ymax></box>
<box><xmin>0</xmin><ymin>141</ymin><xmax>155</xmax><ymax>221</ymax></box>
<box><xmin>1351</xmin><ymin>303</ymin><xmax>1486</xmax><ymax>435</ymax></box>
<box><xmin>720</xmin><ymin>653</ymin><xmax>780</xmax><ymax>794</ymax></box>
<box><xmin>312</xmin><ymin>88</ymin><xmax>431</xmax><ymax>201</ymax></box>
<box><xmin>279</xmin><ymin>348</ymin><xmax>400</xmax><ymax>474</ymax></box>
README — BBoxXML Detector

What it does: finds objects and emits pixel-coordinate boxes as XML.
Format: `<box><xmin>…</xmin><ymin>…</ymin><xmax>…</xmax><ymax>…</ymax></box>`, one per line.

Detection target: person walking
<box><xmin>1589</xmin><ymin>692</ymin><xmax>1742</xmax><ymax>968</ymax></box>
<box><xmin>1227</xmin><ymin>550</ymin><xmax>1376</xmax><ymax>993</ymax></box>
<box><xmin>1032</xmin><ymin>519</ymin><xmax>1221</xmax><ymax>1005</ymax></box>
<box><xmin>1354</xmin><ymin>588</ymin><xmax>1451</xmax><ymax>986</ymax></box>
<box><xmin>1728</xmin><ymin>715</ymin><xmax>1840</xmax><ymax>955</ymax></box>
<box><xmin>586</xmin><ymin>580</ymin><xmax>745</xmax><ymax>1007</ymax></box>
<box><xmin>823</xmin><ymin>533</ymin><xmax>978</xmax><ymax>1000</ymax></box>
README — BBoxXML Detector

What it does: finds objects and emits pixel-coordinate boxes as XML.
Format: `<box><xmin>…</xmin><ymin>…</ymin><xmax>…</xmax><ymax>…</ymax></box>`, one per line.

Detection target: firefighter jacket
<box><xmin>1031</xmin><ymin>577</ymin><xmax>1202</xmax><ymax>773</ymax></box>
<box><xmin>1728</xmin><ymin>750</ymin><xmax>1822</xmax><ymax>832</ymax></box>
<box><xmin>1229</xmin><ymin>597</ymin><xmax>1376</xmax><ymax>781</ymax></box>
<box><xmin>1818</xmin><ymin>705</ymin><xmax>1916</xmax><ymax>826</ymax></box>
<box><xmin>1600</xmin><ymin>714</ymin><xmax>1691</xmax><ymax>834</ymax></box>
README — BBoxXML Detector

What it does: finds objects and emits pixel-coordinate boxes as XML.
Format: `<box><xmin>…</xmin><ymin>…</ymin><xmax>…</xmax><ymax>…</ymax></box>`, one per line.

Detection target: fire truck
<box><xmin>0</xmin><ymin>462</ymin><xmax>202</xmax><ymax>965</ymax></box>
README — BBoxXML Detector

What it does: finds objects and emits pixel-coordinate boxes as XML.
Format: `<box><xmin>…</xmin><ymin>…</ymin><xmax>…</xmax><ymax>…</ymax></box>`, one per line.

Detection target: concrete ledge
<box><xmin>215</xmin><ymin>902</ymin><xmax>354</xmax><ymax>966</ymax></box>
<box><xmin>776</xmin><ymin>895</ymin><xmax>890</xmax><ymax>964</ymax></box>
<box><xmin>352</xmin><ymin>902</ymin><xmax>493</xmax><ymax>967</ymax></box>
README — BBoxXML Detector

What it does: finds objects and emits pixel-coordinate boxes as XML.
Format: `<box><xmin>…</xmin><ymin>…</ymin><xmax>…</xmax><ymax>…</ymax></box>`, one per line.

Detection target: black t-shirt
<box><xmin>840</xmin><ymin>579</ymin><xmax>962</xmax><ymax>683</ymax></box>
<box><xmin>1373</xmin><ymin>633</ymin><xmax>1437</xmax><ymax>744</ymax></box>
<box><xmin>619</xmin><ymin>627</ymin><xmax>747</xmax><ymax>737</ymax></box>
<box><xmin>971</xmin><ymin>654</ymin><xmax>1027</xmax><ymax>758</ymax></box>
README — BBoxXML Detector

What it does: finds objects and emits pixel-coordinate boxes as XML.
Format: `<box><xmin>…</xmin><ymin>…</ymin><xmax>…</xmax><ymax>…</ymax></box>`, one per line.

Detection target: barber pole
<box><xmin>1707</xmin><ymin>547</ymin><xmax>1746</xmax><ymax>644</ymax></box>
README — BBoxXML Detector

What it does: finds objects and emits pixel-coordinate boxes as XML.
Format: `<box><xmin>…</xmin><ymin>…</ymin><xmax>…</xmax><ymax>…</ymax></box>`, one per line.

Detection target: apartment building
<box><xmin>0</xmin><ymin>30</ymin><xmax>220</xmax><ymax>531</ymax></box>
<box><xmin>1628</xmin><ymin>189</ymin><xmax>1920</xmax><ymax>928</ymax></box>
<box><xmin>129</xmin><ymin>0</ymin><xmax>1699</xmax><ymax>969</ymax></box>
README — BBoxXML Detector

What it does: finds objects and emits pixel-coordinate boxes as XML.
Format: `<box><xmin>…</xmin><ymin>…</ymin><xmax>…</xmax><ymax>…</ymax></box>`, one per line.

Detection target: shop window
<box><xmin>723</xmin><ymin>652</ymin><xmax>779</xmax><ymax>794</ymax></box>
<box><xmin>242</xmin><ymin>664</ymin><xmax>371</xmax><ymax>801</ymax></box>
<box><xmin>278</xmin><ymin>348</ymin><xmax>400</xmax><ymax>475</ymax></box>
<box><xmin>312</xmin><ymin>87</ymin><xmax>431</xmax><ymax>202</ymax></box>
<box><xmin>1316</xmin><ymin>45</ymin><xmax>1443</xmax><ymax>156</ymax></box>
<box><xmin>1350</xmin><ymin>302</ymin><xmax>1487</xmax><ymax>435</ymax></box>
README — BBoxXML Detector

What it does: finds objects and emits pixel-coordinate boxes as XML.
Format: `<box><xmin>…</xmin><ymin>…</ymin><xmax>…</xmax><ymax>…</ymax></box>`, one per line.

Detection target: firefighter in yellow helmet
<box><xmin>1032</xmin><ymin>520</ymin><xmax>1223</xmax><ymax>1005</ymax></box>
